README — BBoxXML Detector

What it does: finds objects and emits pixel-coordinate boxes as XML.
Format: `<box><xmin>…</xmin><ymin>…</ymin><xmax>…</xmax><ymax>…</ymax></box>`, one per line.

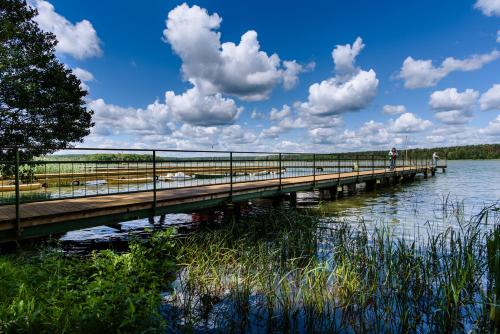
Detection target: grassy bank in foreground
<box><xmin>0</xmin><ymin>230</ymin><xmax>176</xmax><ymax>333</ymax></box>
<box><xmin>168</xmin><ymin>207</ymin><xmax>500</xmax><ymax>333</ymax></box>
<box><xmin>0</xmin><ymin>206</ymin><xmax>498</xmax><ymax>333</ymax></box>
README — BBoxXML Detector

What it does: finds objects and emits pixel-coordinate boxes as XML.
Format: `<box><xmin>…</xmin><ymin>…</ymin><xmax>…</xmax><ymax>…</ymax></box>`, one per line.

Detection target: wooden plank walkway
<box><xmin>0</xmin><ymin>166</ymin><xmax>430</xmax><ymax>242</ymax></box>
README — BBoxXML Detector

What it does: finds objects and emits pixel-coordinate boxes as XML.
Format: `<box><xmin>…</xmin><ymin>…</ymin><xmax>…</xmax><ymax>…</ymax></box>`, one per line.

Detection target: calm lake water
<box><xmin>57</xmin><ymin>161</ymin><xmax>500</xmax><ymax>332</ymax></box>
<box><xmin>60</xmin><ymin>160</ymin><xmax>500</xmax><ymax>244</ymax></box>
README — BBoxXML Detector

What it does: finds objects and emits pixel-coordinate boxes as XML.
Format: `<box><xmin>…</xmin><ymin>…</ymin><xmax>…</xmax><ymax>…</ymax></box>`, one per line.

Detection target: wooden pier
<box><xmin>0</xmin><ymin>164</ymin><xmax>441</xmax><ymax>243</ymax></box>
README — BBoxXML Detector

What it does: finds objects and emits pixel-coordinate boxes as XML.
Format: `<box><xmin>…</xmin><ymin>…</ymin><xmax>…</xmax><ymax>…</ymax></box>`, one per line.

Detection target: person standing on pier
<box><xmin>389</xmin><ymin>147</ymin><xmax>398</xmax><ymax>170</ymax></box>
<box><xmin>432</xmin><ymin>152</ymin><xmax>440</xmax><ymax>166</ymax></box>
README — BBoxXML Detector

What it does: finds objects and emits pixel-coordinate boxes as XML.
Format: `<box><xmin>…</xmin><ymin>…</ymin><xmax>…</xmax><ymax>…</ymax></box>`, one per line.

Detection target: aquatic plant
<box><xmin>166</xmin><ymin>205</ymin><xmax>499</xmax><ymax>333</ymax></box>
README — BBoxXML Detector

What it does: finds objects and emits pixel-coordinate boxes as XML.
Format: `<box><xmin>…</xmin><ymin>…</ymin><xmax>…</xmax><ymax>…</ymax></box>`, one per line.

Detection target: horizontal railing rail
<box><xmin>0</xmin><ymin>147</ymin><xmax>446</xmax><ymax>236</ymax></box>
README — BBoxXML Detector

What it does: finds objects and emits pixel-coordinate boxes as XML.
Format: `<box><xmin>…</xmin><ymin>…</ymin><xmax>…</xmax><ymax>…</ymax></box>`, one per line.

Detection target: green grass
<box><xmin>0</xmin><ymin>205</ymin><xmax>498</xmax><ymax>333</ymax></box>
<box><xmin>166</xmin><ymin>206</ymin><xmax>500</xmax><ymax>333</ymax></box>
<box><xmin>0</xmin><ymin>230</ymin><xmax>176</xmax><ymax>334</ymax></box>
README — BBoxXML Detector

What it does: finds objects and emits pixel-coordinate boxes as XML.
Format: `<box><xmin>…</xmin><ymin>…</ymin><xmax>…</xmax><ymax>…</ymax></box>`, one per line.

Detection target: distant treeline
<box><xmin>287</xmin><ymin>144</ymin><xmax>500</xmax><ymax>161</ymax></box>
<box><xmin>36</xmin><ymin>153</ymin><xmax>166</xmax><ymax>162</ymax></box>
<box><xmin>31</xmin><ymin>144</ymin><xmax>500</xmax><ymax>162</ymax></box>
<box><xmin>407</xmin><ymin>144</ymin><xmax>500</xmax><ymax>160</ymax></box>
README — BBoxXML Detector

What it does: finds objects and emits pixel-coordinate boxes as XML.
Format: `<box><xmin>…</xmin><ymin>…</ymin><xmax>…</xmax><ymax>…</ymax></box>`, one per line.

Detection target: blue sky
<box><xmin>30</xmin><ymin>0</ymin><xmax>500</xmax><ymax>152</ymax></box>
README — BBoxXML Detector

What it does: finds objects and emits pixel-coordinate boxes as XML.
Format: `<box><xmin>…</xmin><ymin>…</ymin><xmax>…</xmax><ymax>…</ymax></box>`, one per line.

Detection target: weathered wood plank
<box><xmin>0</xmin><ymin>167</ymin><xmax>423</xmax><ymax>234</ymax></box>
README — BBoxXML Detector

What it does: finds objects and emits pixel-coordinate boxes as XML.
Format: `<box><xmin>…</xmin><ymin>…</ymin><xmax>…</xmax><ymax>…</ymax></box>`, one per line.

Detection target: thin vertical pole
<box><xmin>152</xmin><ymin>150</ymin><xmax>157</xmax><ymax>216</ymax></box>
<box><xmin>14</xmin><ymin>148</ymin><xmax>21</xmax><ymax>237</ymax></box>
<box><xmin>403</xmin><ymin>149</ymin><xmax>406</xmax><ymax>171</ymax></box>
<box><xmin>372</xmin><ymin>154</ymin><xmax>374</xmax><ymax>176</ymax></box>
<box><xmin>384</xmin><ymin>154</ymin><xmax>387</xmax><ymax>177</ymax></box>
<box><xmin>278</xmin><ymin>153</ymin><xmax>282</xmax><ymax>191</ymax></box>
<box><xmin>229</xmin><ymin>152</ymin><xmax>233</xmax><ymax>200</ymax></box>
<box><xmin>313</xmin><ymin>154</ymin><xmax>316</xmax><ymax>188</ymax></box>
<box><xmin>337</xmin><ymin>155</ymin><xmax>340</xmax><ymax>180</ymax></box>
<box><xmin>356</xmin><ymin>154</ymin><xmax>359</xmax><ymax>178</ymax></box>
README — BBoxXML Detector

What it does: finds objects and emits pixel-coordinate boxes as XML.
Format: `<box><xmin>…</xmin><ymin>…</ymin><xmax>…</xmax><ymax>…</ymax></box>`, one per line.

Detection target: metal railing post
<box><xmin>313</xmin><ymin>154</ymin><xmax>316</xmax><ymax>188</ymax></box>
<box><xmin>356</xmin><ymin>154</ymin><xmax>359</xmax><ymax>178</ymax></box>
<box><xmin>278</xmin><ymin>153</ymin><xmax>282</xmax><ymax>191</ymax></box>
<box><xmin>372</xmin><ymin>154</ymin><xmax>374</xmax><ymax>176</ymax></box>
<box><xmin>152</xmin><ymin>150</ymin><xmax>157</xmax><ymax>216</ymax></box>
<box><xmin>403</xmin><ymin>150</ymin><xmax>406</xmax><ymax>171</ymax></box>
<box><xmin>384</xmin><ymin>154</ymin><xmax>387</xmax><ymax>176</ymax></box>
<box><xmin>14</xmin><ymin>147</ymin><xmax>21</xmax><ymax>237</ymax></box>
<box><xmin>229</xmin><ymin>152</ymin><xmax>233</xmax><ymax>200</ymax></box>
<box><xmin>337</xmin><ymin>155</ymin><xmax>340</xmax><ymax>179</ymax></box>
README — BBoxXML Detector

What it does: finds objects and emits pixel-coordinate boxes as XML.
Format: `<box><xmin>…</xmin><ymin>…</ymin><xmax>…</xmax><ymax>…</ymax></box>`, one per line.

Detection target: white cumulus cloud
<box><xmin>260</xmin><ymin>126</ymin><xmax>283</xmax><ymax>139</ymax></box>
<box><xmin>282</xmin><ymin>60</ymin><xmax>315</xmax><ymax>90</ymax></box>
<box><xmin>88</xmin><ymin>99</ymin><xmax>173</xmax><ymax>136</ymax></box>
<box><xmin>390</xmin><ymin>112</ymin><xmax>432</xmax><ymax>133</ymax></box>
<box><xmin>220</xmin><ymin>125</ymin><xmax>257</xmax><ymax>145</ymax></box>
<box><xmin>163</xmin><ymin>3</ymin><xmax>305</xmax><ymax>101</ymax></box>
<box><xmin>474</xmin><ymin>0</ymin><xmax>500</xmax><ymax>16</ymax></box>
<box><xmin>332</xmin><ymin>37</ymin><xmax>365</xmax><ymax>78</ymax></box>
<box><xmin>72</xmin><ymin>67</ymin><xmax>94</xmax><ymax>91</ymax></box>
<box><xmin>479</xmin><ymin>84</ymin><xmax>500</xmax><ymax>111</ymax></box>
<box><xmin>429</xmin><ymin>88</ymin><xmax>478</xmax><ymax>124</ymax></box>
<box><xmin>164</xmin><ymin>87</ymin><xmax>242</xmax><ymax>126</ymax></box>
<box><xmin>32</xmin><ymin>0</ymin><xmax>102</xmax><ymax>59</ymax></box>
<box><xmin>299</xmin><ymin>37</ymin><xmax>378</xmax><ymax>117</ymax></box>
<box><xmin>383</xmin><ymin>105</ymin><xmax>407</xmax><ymax>115</ymax></box>
<box><xmin>269</xmin><ymin>105</ymin><xmax>291</xmax><ymax>121</ymax></box>
<box><xmin>399</xmin><ymin>51</ymin><xmax>500</xmax><ymax>88</ymax></box>
<box><xmin>300</xmin><ymin>70</ymin><xmax>378</xmax><ymax>116</ymax></box>
<box><xmin>480</xmin><ymin>114</ymin><xmax>500</xmax><ymax>136</ymax></box>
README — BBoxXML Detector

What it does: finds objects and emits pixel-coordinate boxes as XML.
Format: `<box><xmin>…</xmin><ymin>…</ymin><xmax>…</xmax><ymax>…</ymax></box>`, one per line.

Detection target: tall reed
<box><xmin>166</xmin><ymin>205</ymin><xmax>499</xmax><ymax>333</ymax></box>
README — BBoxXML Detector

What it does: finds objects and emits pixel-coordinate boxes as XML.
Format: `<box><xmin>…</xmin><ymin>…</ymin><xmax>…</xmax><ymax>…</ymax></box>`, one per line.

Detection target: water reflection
<box><xmin>60</xmin><ymin>160</ymin><xmax>500</xmax><ymax>244</ymax></box>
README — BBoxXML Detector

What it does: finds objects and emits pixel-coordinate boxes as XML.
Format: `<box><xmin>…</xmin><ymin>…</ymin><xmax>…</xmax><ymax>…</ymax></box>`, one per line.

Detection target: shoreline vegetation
<box><xmin>12</xmin><ymin>143</ymin><xmax>500</xmax><ymax>162</ymax></box>
<box><xmin>0</xmin><ymin>204</ymin><xmax>499</xmax><ymax>333</ymax></box>
<box><xmin>0</xmin><ymin>230</ymin><xmax>177</xmax><ymax>333</ymax></box>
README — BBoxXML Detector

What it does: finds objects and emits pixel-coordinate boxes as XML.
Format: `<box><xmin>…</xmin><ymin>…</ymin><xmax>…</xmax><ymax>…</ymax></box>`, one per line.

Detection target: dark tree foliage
<box><xmin>408</xmin><ymin>144</ymin><xmax>500</xmax><ymax>160</ymax></box>
<box><xmin>0</xmin><ymin>0</ymin><xmax>93</xmax><ymax>162</ymax></box>
<box><xmin>364</xmin><ymin>144</ymin><xmax>500</xmax><ymax>160</ymax></box>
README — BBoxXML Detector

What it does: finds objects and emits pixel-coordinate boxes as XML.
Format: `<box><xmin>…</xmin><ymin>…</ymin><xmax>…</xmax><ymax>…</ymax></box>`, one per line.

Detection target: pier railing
<box><xmin>0</xmin><ymin>147</ymin><xmax>446</xmax><ymax>208</ymax></box>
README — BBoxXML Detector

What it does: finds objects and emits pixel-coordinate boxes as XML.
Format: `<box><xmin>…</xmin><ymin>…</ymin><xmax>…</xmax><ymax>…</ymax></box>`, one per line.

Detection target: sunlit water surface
<box><xmin>56</xmin><ymin>161</ymin><xmax>500</xmax><ymax>333</ymax></box>
<box><xmin>60</xmin><ymin>160</ymin><xmax>500</xmax><ymax>244</ymax></box>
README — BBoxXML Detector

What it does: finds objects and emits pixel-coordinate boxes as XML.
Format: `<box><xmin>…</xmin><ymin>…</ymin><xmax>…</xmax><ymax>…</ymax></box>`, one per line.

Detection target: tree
<box><xmin>0</xmin><ymin>0</ymin><xmax>93</xmax><ymax>164</ymax></box>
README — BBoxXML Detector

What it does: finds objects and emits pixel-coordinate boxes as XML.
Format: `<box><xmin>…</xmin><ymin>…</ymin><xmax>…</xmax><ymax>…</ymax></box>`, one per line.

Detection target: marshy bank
<box><xmin>165</xmin><ymin>205</ymin><xmax>500</xmax><ymax>333</ymax></box>
<box><xmin>2</xmin><ymin>202</ymin><xmax>498</xmax><ymax>333</ymax></box>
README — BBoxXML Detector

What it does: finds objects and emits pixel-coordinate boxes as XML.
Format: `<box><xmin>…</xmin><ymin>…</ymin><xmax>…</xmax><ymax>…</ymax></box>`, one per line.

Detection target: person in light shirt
<box><xmin>432</xmin><ymin>152</ymin><xmax>440</xmax><ymax>166</ymax></box>
<box><xmin>388</xmin><ymin>147</ymin><xmax>397</xmax><ymax>170</ymax></box>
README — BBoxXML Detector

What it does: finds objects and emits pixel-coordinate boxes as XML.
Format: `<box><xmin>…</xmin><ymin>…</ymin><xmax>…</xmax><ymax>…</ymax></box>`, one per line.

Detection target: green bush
<box><xmin>0</xmin><ymin>229</ymin><xmax>176</xmax><ymax>333</ymax></box>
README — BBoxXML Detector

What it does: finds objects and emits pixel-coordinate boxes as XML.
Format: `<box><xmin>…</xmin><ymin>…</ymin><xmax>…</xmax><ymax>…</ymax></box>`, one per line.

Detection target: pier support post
<box><xmin>347</xmin><ymin>183</ymin><xmax>356</xmax><ymax>194</ymax></box>
<box><xmin>272</xmin><ymin>196</ymin><xmax>284</xmax><ymax>209</ymax></box>
<box><xmin>328</xmin><ymin>187</ymin><xmax>338</xmax><ymax>200</ymax></box>
<box><xmin>224</xmin><ymin>202</ymin><xmax>241</xmax><ymax>222</ymax></box>
<box><xmin>319</xmin><ymin>189</ymin><xmax>331</xmax><ymax>201</ymax></box>
<box><xmin>289</xmin><ymin>192</ymin><xmax>297</xmax><ymax>208</ymax></box>
<box><xmin>431</xmin><ymin>167</ymin><xmax>436</xmax><ymax>176</ymax></box>
<box><xmin>337</xmin><ymin>185</ymin><xmax>344</xmax><ymax>198</ymax></box>
<box><xmin>365</xmin><ymin>180</ymin><xmax>376</xmax><ymax>191</ymax></box>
